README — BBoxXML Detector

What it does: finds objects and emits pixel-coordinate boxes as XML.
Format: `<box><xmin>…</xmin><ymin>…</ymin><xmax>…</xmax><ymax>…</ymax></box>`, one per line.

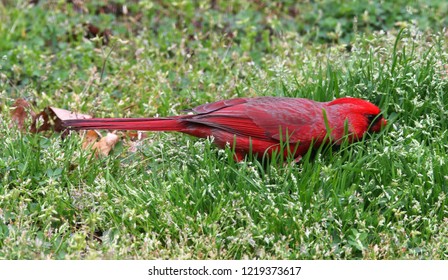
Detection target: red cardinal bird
<box><xmin>64</xmin><ymin>97</ymin><xmax>387</xmax><ymax>161</ymax></box>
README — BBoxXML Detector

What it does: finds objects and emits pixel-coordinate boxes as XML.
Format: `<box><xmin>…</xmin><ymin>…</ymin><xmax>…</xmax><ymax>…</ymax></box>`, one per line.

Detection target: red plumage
<box><xmin>63</xmin><ymin>97</ymin><xmax>387</xmax><ymax>161</ymax></box>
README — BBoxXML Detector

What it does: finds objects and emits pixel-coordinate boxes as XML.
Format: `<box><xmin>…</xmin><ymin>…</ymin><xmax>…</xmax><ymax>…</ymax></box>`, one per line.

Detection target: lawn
<box><xmin>0</xmin><ymin>0</ymin><xmax>447</xmax><ymax>259</ymax></box>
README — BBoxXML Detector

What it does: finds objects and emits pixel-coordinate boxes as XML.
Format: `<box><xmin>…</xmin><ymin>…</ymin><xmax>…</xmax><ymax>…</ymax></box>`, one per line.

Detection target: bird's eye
<box><xmin>366</xmin><ymin>114</ymin><xmax>380</xmax><ymax>125</ymax></box>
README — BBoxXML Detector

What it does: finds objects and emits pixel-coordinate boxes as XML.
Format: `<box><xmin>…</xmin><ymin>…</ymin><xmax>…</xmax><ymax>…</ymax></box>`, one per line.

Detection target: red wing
<box><xmin>192</xmin><ymin>98</ymin><xmax>248</xmax><ymax>114</ymax></box>
<box><xmin>187</xmin><ymin>97</ymin><xmax>326</xmax><ymax>143</ymax></box>
<box><xmin>187</xmin><ymin>115</ymin><xmax>268</xmax><ymax>139</ymax></box>
<box><xmin>246</xmin><ymin>99</ymin><xmax>325</xmax><ymax>142</ymax></box>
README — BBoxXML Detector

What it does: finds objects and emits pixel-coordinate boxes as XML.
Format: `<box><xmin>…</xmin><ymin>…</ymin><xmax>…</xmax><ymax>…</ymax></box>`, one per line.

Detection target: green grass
<box><xmin>0</xmin><ymin>0</ymin><xmax>447</xmax><ymax>259</ymax></box>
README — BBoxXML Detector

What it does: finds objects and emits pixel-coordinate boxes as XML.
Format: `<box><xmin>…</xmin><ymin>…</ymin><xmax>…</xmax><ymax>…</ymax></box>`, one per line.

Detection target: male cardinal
<box><xmin>64</xmin><ymin>97</ymin><xmax>387</xmax><ymax>161</ymax></box>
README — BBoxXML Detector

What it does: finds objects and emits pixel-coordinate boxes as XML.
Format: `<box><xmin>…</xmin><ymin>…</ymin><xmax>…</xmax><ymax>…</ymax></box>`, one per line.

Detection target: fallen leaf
<box><xmin>31</xmin><ymin>107</ymin><xmax>92</xmax><ymax>133</ymax></box>
<box><xmin>122</xmin><ymin>130</ymin><xmax>148</xmax><ymax>141</ymax></box>
<box><xmin>31</xmin><ymin>110</ymin><xmax>52</xmax><ymax>133</ymax></box>
<box><xmin>92</xmin><ymin>133</ymin><xmax>120</xmax><ymax>156</ymax></box>
<box><xmin>82</xmin><ymin>130</ymin><xmax>100</xmax><ymax>149</ymax></box>
<box><xmin>10</xmin><ymin>98</ymin><xmax>36</xmax><ymax>131</ymax></box>
<box><xmin>85</xmin><ymin>23</ymin><xmax>112</xmax><ymax>45</ymax></box>
<box><xmin>50</xmin><ymin>107</ymin><xmax>92</xmax><ymax>121</ymax></box>
<box><xmin>86</xmin><ymin>23</ymin><xmax>100</xmax><ymax>37</ymax></box>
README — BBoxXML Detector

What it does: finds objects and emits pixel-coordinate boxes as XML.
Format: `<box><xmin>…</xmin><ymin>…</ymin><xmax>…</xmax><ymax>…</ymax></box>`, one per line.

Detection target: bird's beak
<box><xmin>369</xmin><ymin>117</ymin><xmax>387</xmax><ymax>133</ymax></box>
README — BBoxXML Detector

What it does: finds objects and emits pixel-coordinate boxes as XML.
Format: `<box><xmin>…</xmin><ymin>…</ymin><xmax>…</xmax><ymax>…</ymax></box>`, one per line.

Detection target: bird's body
<box><xmin>64</xmin><ymin>97</ymin><xmax>387</xmax><ymax>161</ymax></box>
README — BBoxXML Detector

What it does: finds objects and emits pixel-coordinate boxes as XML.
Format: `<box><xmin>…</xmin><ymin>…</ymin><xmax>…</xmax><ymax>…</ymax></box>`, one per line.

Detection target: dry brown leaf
<box><xmin>31</xmin><ymin>110</ymin><xmax>51</xmax><ymax>133</ymax></box>
<box><xmin>32</xmin><ymin>107</ymin><xmax>92</xmax><ymax>133</ymax></box>
<box><xmin>10</xmin><ymin>98</ymin><xmax>36</xmax><ymax>131</ymax></box>
<box><xmin>85</xmin><ymin>23</ymin><xmax>112</xmax><ymax>45</ymax></box>
<box><xmin>82</xmin><ymin>130</ymin><xmax>100</xmax><ymax>149</ymax></box>
<box><xmin>10</xmin><ymin>99</ymin><xmax>93</xmax><ymax>137</ymax></box>
<box><xmin>122</xmin><ymin>130</ymin><xmax>148</xmax><ymax>141</ymax></box>
<box><xmin>50</xmin><ymin>107</ymin><xmax>92</xmax><ymax>121</ymax></box>
<box><xmin>124</xmin><ymin>131</ymin><xmax>139</xmax><ymax>140</ymax></box>
<box><xmin>92</xmin><ymin>133</ymin><xmax>120</xmax><ymax>157</ymax></box>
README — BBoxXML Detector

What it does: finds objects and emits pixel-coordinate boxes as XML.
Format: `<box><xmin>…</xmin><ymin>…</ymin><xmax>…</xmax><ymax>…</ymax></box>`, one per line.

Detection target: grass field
<box><xmin>0</xmin><ymin>0</ymin><xmax>447</xmax><ymax>259</ymax></box>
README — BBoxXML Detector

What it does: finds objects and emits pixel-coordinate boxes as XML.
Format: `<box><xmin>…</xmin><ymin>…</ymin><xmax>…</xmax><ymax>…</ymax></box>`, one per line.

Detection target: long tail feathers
<box><xmin>63</xmin><ymin>117</ymin><xmax>186</xmax><ymax>132</ymax></box>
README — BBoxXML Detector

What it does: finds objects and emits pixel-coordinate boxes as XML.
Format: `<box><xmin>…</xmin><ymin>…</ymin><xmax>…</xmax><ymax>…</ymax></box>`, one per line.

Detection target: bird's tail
<box><xmin>63</xmin><ymin>117</ymin><xmax>186</xmax><ymax>132</ymax></box>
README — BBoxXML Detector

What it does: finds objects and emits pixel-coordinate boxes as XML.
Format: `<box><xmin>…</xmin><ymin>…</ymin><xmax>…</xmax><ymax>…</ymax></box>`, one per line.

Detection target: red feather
<box><xmin>63</xmin><ymin>97</ymin><xmax>387</xmax><ymax>161</ymax></box>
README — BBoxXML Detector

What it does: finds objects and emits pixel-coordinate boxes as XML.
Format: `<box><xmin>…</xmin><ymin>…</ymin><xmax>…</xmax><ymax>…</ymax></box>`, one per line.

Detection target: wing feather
<box><xmin>192</xmin><ymin>98</ymin><xmax>248</xmax><ymax>114</ymax></box>
<box><xmin>186</xmin><ymin>97</ymin><xmax>327</xmax><ymax>143</ymax></box>
<box><xmin>187</xmin><ymin>115</ymin><xmax>268</xmax><ymax>139</ymax></box>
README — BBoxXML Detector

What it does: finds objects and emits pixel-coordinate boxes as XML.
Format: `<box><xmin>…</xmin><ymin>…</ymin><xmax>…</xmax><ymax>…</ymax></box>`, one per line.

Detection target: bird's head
<box><xmin>326</xmin><ymin>97</ymin><xmax>387</xmax><ymax>140</ymax></box>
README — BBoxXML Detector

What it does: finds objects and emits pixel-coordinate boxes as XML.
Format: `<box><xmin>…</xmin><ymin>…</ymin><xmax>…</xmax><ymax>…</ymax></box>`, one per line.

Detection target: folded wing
<box><xmin>186</xmin><ymin>97</ymin><xmax>326</xmax><ymax>143</ymax></box>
